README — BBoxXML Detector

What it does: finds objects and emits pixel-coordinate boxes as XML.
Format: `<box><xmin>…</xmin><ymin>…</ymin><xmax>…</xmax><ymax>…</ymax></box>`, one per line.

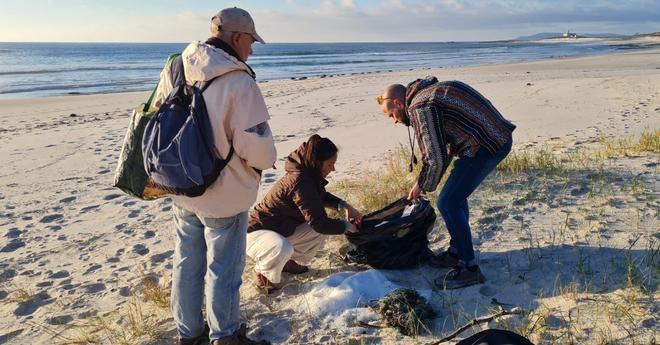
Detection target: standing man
<box><xmin>152</xmin><ymin>7</ymin><xmax>276</xmax><ymax>345</ymax></box>
<box><xmin>377</xmin><ymin>77</ymin><xmax>515</xmax><ymax>289</ymax></box>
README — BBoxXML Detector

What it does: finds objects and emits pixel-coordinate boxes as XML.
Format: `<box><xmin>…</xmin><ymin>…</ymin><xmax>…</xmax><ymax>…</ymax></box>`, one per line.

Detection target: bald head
<box><xmin>384</xmin><ymin>84</ymin><xmax>406</xmax><ymax>102</ymax></box>
<box><xmin>378</xmin><ymin>84</ymin><xmax>409</xmax><ymax>126</ymax></box>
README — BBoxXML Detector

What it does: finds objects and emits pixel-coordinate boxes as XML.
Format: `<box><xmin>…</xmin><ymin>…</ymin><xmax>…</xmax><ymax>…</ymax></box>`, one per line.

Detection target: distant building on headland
<box><xmin>562</xmin><ymin>30</ymin><xmax>579</xmax><ymax>39</ymax></box>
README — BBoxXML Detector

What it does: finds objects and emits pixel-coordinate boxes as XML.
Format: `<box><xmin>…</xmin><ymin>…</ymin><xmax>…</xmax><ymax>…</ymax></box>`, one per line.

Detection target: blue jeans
<box><xmin>436</xmin><ymin>139</ymin><xmax>512</xmax><ymax>266</ymax></box>
<box><xmin>171</xmin><ymin>205</ymin><xmax>247</xmax><ymax>340</ymax></box>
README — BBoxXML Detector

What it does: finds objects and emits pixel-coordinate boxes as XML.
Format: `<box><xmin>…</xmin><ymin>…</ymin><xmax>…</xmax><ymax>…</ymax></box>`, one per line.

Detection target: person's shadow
<box><xmin>388</xmin><ymin>242</ymin><xmax>657</xmax><ymax>341</ymax></box>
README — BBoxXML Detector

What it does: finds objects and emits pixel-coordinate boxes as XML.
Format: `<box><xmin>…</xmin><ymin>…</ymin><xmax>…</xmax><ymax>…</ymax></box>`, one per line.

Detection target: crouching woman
<box><xmin>247</xmin><ymin>134</ymin><xmax>361</xmax><ymax>291</ymax></box>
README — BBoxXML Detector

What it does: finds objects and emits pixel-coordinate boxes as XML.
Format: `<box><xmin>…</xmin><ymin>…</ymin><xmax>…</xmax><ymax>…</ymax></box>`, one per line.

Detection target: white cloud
<box><xmin>176</xmin><ymin>11</ymin><xmax>207</xmax><ymax>22</ymax></box>
<box><xmin>340</xmin><ymin>0</ymin><xmax>357</xmax><ymax>9</ymax></box>
<box><xmin>440</xmin><ymin>0</ymin><xmax>464</xmax><ymax>11</ymax></box>
<box><xmin>5</xmin><ymin>0</ymin><xmax>657</xmax><ymax>43</ymax></box>
<box><xmin>249</xmin><ymin>0</ymin><xmax>660</xmax><ymax>42</ymax></box>
<box><xmin>380</xmin><ymin>0</ymin><xmax>404</xmax><ymax>8</ymax></box>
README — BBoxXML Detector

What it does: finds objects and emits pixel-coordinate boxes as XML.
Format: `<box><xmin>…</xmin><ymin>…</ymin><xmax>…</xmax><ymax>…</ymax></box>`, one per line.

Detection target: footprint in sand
<box><xmin>5</xmin><ymin>228</ymin><xmax>22</xmax><ymax>239</ymax></box>
<box><xmin>0</xmin><ymin>329</ymin><xmax>25</xmax><ymax>344</ymax></box>
<box><xmin>150</xmin><ymin>250</ymin><xmax>174</xmax><ymax>264</ymax></box>
<box><xmin>83</xmin><ymin>264</ymin><xmax>102</xmax><ymax>275</ymax></box>
<box><xmin>46</xmin><ymin>315</ymin><xmax>74</xmax><ymax>325</ymax></box>
<box><xmin>35</xmin><ymin>281</ymin><xmax>53</xmax><ymax>288</ymax></box>
<box><xmin>128</xmin><ymin>209</ymin><xmax>141</xmax><ymax>218</ymax></box>
<box><xmin>0</xmin><ymin>212</ymin><xmax>15</xmax><ymax>219</ymax></box>
<box><xmin>132</xmin><ymin>244</ymin><xmax>149</xmax><ymax>256</ymax></box>
<box><xmin>570</xmin><ymin>186</ymin><xmax>590</xmax><ymax>196</ymax></box>
<box><xmin>48</xmin><ymin>270</ymin><xmax>70</xmax><ymax>279</ymax></box>
<box><xmin>118</xmin><ymin>286</ymin><xmax>131</xmax><ymax>297</ymax></box>
<box><xmin>0</xmin><ymin>269</ymin><xmax>17</xmax><ymax>283</ymax></box>
<box><xmin>84</xmin><ymin>283</ymin><xmax>106</xmax><ymax>294</ymax></box>
<box><xmin>1</xmin><ymin>239</ymin><xmax>26</xmax><ymax>253</ymax></box>
<box><xmin>103</xmin><ymin>193</ymin><xmax>122</xmax><ymax>201</ymax></box>
<box><xmin>58</xmin><ymin>196</ymin><xmax>75</xmax><ymax>205</ymax></box>
<box><xmin>77</xmin><ymin>309</ymin><xmax>98</xmax><ymax>319</ymax></box>
<box><xmin>483</xmin><ymin>205</ymin><xmax>505</xmax><ymax>214</ymax></box>
<box><xmin>39</xmin><ymin>214</ymin><xmax>63</xmax><ymax>223</ymax></box>
<box><xmin>14</xmin><ymin>291</ymin><xmax>54</xmax><ymax>316</ymax></box>
<box><xmin>80</xmin><ymin>205</ymin><xmax>100</xmax><ymax>213</ymax></box>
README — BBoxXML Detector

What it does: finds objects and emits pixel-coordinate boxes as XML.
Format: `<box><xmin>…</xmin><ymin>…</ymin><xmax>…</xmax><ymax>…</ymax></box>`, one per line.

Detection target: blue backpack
<box><xmin>142</xmin><ymin>55</ymin><xmax>234</xmax><ymax>197</ymax></box>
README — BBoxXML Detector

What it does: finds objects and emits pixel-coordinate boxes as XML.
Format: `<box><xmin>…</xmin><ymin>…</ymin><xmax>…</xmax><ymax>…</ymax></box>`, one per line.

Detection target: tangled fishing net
<box><xmin>375</xmin><ymin>288</ymin><xmax>436</xmax><ymax>336</ymax></box>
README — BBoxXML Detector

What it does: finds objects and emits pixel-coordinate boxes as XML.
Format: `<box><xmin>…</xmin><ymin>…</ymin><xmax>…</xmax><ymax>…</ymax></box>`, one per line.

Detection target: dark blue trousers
<box><xmin>436</xmin><ymin>139</ymin><xmax>512</xmax><ymax>266</ymax></box>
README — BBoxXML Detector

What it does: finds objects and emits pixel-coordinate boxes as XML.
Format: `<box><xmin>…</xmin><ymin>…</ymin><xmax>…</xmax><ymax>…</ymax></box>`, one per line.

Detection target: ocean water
<box><xmin>0</xmin><ymin>40</ymin><xmax>646</xmax><ymax>99</ymax></box>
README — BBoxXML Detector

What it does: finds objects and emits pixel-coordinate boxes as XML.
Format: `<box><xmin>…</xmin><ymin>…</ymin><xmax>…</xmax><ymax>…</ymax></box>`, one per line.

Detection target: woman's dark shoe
<box><xmin>253</xmin><ymin>271</ymin><xmax>279</xmax><ymax>293</ymax></box>
<box><xmin>282</xmin><ymin>260</ymin><xmax>309</xmax><ymax>274</ymax></box>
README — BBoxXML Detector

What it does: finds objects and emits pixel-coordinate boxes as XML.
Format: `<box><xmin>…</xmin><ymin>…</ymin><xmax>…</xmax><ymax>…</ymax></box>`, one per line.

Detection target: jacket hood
<box><xmin>181</xmin><ymin>41</ymin><xmax>254</xmax><ymax>83</ymax></box>
<box><xmin>405</xmin><ymin>76</ymin><xmax>439</xmax><ymax>108</ymax></box>
<box><xmin>285</xmin><ymin>143</ymin><xmax>306</xmax><ymax>174</ymax></box>
<box><xmin>285</xmin><ymin>142</ymin><xmax>329</xmax><ymax>186</ymax></box>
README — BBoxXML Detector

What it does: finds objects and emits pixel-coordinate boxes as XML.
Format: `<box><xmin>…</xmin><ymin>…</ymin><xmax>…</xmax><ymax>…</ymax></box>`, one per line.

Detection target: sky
<box><xmin>0</xmin><ymin>0</ymin><xmax>658</xmax><ymax>43</ymax></box>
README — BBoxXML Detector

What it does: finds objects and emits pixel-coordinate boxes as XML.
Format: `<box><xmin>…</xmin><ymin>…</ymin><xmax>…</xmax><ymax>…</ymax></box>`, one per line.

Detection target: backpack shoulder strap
<box><xmin>169</xmin><ymin>55</ymin><xmax>186</xmax><ymax>87</ymax></box>
<box><xmin>141</xmin><ymin>53</ymin><xmax>181</xmax><ymax>112</ymax></box>
<box><xmin>199</xmin><ymin>75</ymin><xmax>220</xmax><ymax>93</ymax></box>
<box><xmin>198</xmin><ymin>69</ymin><xmax>253</xmax><ymax>93</ymax></box>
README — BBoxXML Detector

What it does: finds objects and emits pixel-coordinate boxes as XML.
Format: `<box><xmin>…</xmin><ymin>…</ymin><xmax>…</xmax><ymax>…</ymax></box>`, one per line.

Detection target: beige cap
<box><xmin>212</xmin><ymin>7</ymin><xmax>265</xmax><ymax>44</ymax></box>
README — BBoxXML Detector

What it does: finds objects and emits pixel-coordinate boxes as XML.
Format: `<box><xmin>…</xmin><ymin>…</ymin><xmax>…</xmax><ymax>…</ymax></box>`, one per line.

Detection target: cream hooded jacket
<box><xmin>152</xmin><ymin>41</ymin><xmax>277</xmax><ymax>218</ymax></box>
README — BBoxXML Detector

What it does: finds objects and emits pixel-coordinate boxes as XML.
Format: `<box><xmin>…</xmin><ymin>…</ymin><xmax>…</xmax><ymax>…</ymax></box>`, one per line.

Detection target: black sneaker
<box><xmin>427</xmin><ymin>250</ymin><xmax>459</xmax><ymax>268</ymax></box>
<box><xmin>435</xmin><ymin>266</ymin><xmax>485</xmax><ymax>289</ymax></box>
<box><xmin>176</xmin><ymin>323</ymin><xmax>210</xmax><ymax>345</ymax></box>
<box><xmin>211</xmin><ymin>324</ymin><xmax>271</xmax><ymax>345</ymax></box>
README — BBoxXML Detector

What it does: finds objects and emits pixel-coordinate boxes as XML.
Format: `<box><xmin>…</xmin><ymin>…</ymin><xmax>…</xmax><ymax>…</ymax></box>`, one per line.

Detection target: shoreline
<box><xmin>1</xmin><ymin>41</ymin><xmax>659</xmax><ymax>100</ymax></box>
<box><xmin>0</xmin><ymin>45</ymin><xmax>656</xmax><ymax>103</ymax></box>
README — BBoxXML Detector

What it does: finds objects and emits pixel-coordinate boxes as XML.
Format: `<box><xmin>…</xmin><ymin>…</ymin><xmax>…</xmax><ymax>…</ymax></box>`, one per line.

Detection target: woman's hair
<box><xmin>302</xmin><ymin>134</ymin><xmax>338</xmax><ymax>174</ymax></box>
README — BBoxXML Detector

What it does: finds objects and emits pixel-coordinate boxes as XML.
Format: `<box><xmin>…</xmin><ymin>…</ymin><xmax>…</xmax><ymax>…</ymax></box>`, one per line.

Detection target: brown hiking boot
<box><xmin>282</xmin><ymin>260</ymin><xmax>309</xmax><ymax>274</ymax></box>
<box><xmin>435</xmin><ymin>266</ymin><xmax>486</xmax><ymax>290</ymax></box>
<box><xmin>176</xmin><ymin>323</ymin><xmax>210</xmax><ymax>345</ymax></box>
<box><xmin>427</xmin><ymin>250</ymin><xmax>459</xmax><ymax>268</ymax></box>
<box><xmin>211</xmin><ymin>324</ymin><xmax>271</xmax><ymax>345</ymax></box>
<box><xmin>252</xmin><ymin>271</ymin><xmax>279</xmax><ymax>293</ymax></box>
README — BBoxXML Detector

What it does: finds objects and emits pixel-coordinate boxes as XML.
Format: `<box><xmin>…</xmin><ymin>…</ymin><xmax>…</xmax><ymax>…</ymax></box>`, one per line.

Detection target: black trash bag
<box><xmin>343</xmin><ymin>197</ymin><xmax>436</xmax><ymax>269</ymax></box>
<box><xmin>456</xmin><ymin>329</ymin><xmax>535</xmax><ymax>345</ymax></box>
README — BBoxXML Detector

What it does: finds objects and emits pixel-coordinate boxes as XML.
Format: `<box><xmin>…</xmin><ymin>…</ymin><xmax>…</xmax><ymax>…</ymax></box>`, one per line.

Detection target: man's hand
<box><xmin>344</xmin><ymin>204</ymin><xmax>363</xmax><ymax>226</ymax></box>
<box><xmin>407</xmin><ymin>183</ymin><xmax>423</xmax><ymax>201</ymax></box>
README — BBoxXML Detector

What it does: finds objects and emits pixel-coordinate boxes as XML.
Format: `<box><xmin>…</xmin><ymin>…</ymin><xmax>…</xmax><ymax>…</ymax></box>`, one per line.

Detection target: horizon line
<box><xmin>0</xmin><ymin>39</ymin><xmax>518</xmax><ymax>44</ymax></box>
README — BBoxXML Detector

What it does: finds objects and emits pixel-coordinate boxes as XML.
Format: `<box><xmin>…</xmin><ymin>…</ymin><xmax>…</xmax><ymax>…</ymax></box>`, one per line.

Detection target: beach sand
<box><xmin>0</xmin><ymin>48</ymin><xmax>658</xmax><ymax>344</ymax></box>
